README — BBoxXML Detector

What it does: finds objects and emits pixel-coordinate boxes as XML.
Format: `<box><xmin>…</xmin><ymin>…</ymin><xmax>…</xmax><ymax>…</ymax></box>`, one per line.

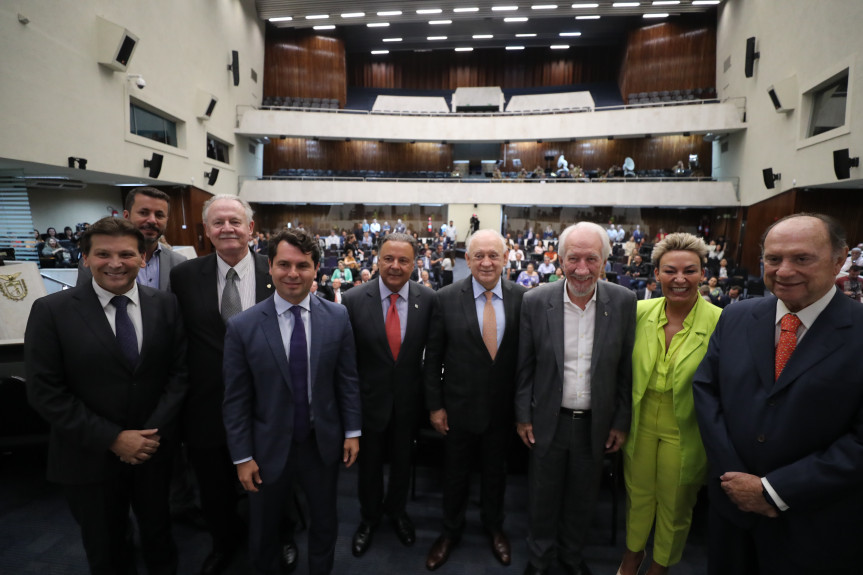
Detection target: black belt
<box><xmin>560</xmin><ymin>407</ymin><xmax>591</xmax><ymax>419</ymax></box>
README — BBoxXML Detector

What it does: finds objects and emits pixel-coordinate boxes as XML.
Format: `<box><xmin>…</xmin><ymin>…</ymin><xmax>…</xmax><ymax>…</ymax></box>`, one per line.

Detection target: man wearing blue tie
<box><xmin>222</xmin><ymin>228</ymin><xmax>362</xmax><ymax>575</ymax></box>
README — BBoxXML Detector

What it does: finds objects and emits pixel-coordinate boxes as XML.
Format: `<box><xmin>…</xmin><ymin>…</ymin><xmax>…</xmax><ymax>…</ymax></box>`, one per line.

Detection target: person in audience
<box><xmin>698</xmin><ymin>284</ymin><xmax>712</xmax><ymax>302</ymax></box>
<box><xmin>441</xmin><ymin>250</ymin><xmax>454</xmax><ymax>287</ymax></box>
<box><xmin>706</xmin><ymin>276</ymin><xmax>723</xmax><ymax>303</ymax></box>
<box><xmin>693</xmin><ymin>213</ymin><xmax>863</xmax><ymax>573</ymax></box>
<box><xmin>431</xmin><ymin>244</ymin><xmax>444</xmax><ymax>285</ymax></box>
<box><xmin>62</xmin><ymin>226</ymin><xmax>77</xmax><ymax>244</ymax></box>
<box><xmin>627</xmin><ymin>254</ymin><xmax>650</xmax><ymax>290</ymax></box>
<box><xmin>369</xmin><ymin>218</ymin><xmax>381</xmax><ymax>238</ymax></box>
<box><xmin>424</xmin><ymin>230</ymin><xmax>527</xmax><ymax>571</ymax></box>
<box><xmin>420</xmin><ymin>269</ymin><xmax>438</xmax><ymax>291</ymax></box>
<box><xmin>42</xmin><ymin>236</ymin><xmax>73</xmax><ymax>265</ymax></box>
<box><xmin>547</xmin><ymin>267</ymin><xmax>562</xmax><ymax>283</ymax></box>
<box><xmin>533</xmin><ymin>243</ymin><xmax>544</xmax><ymax>256</ymax></box>
<box><xmin>516</xmin><ymin>262</ymin><xmax>540</xmax><ymax>288</ymax></box>
<box><xmin>25</xmin><ymin>217</ymin><xmax>187</xmax><ymax>575</ymax></box>
<box><xmin>716</xmin><ymin>258</ymin><xmax>729</xmax><ymax>287</ymax></box>
<box><xmin>636</xmin><ymin>278</ymin><xmax>662</xmax><ymax>300</ymax></box>
<box><xmin>655</xmin><ymin>228</ymin><xmax>668</xmax><ymax>242</ymax></box>
<box><xmin>537</xmin><ymin>256</ymin><xmax>555</xmax><ymax>281</ymax></box>
<box><xmin>533</xmin><ymin>165</ymin><xmax>545</xmax><ymax>179</ymax></box>
<box><xmin>358</xmin><ymin>268</ymin><xmax>372</xmax><ymax>283</ymax></box>
<box><xmin>332</xmin><ymin>260</ymin><xmax>353</xmax><ymax>284</ymax></box>
<box><xmin>706</xmin><ymin>240</ymin><xmax>724</xmax><ymax>262</ymax></box>
<box><xmin>360</xmin><ymin>231</ymin><xmax>373</xmax><ymax>250</ymax></box>
<box><xmin>632</xmin><ymin>225</ymin><xmax>644</xmax><ymax>244</ymax></box>
<box><xmin>617</xmin><ymin>233</ymin><xmax>721</xmax><ymax>575</ymax></box>
<box><xmin>840</xmin><ymin>246</ymin><xmax>863</xmax><ymax>272</ymax></box>
<box><xmin>836</xmin><ymin>264</ymin><xmax>863</xmax><ymax>301</ymax></box>
<box><xmin>344</xmin><ymin>233</ymin><xmax>436</xmax><ymax>559</ymax></box>
<box><xmin>623</xmin><ymin>236</ymin><xmax>638</xmax><ymax>261</ymax></box>
<box><xmin>515</xmin><ymin>221</ymin><xmax>636</xmax><ymax>575</ymax></box>
<box><xmin>382</xmin><ymin>221</ymin><xmax>391</xmax><ymax>235</ymax></box>
<box><xmin>44</xmin><ymin>226</ymin><xmax>58</xmax><ymax>240</ymax></box>
<box><xmin>543</xmin><ymin>244</ymin><xmax>559</xmax><ymax>266</ymax></box>
<box><xmin>445</xmin><ymin>220</ymin><xmax>457</xmax><ymax>248</ymax></box>
<box><xmin>395</xmin><ymin>219</ymin><xmax>406</xmax><ymax>234</ymax></box>
<box><xmin>326</xmin><ymin>230</ymin><xmax>340</xmax><ymax>250</ymax></box>
<box><xmin>343</xmin><ymin>249</ymin><xmax>359</xmax><ymax>271</ymax></box>
<box><xmin>509</xmin><ymin>250</ymin><xmax>527</xmax><ymax>280</ymax></box>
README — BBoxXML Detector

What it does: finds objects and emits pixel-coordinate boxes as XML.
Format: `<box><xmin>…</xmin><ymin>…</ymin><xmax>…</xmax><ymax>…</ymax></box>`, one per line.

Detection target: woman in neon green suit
<box><xmin>617</xmin><ymin>233</ymin><xmax>721</xmax><ymax>575</ymax></box>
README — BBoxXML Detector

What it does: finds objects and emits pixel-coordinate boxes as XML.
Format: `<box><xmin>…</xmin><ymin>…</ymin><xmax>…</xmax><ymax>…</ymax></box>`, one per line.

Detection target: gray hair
<box><xmin>379</xmin><ymin>232</ymin><xmax>419</xmax><ymax>257</ymax></box>
<box><xmin>651</xmin><ymin>232</ymin><xmax>709</xmax><ymax>268</ymax></box>
<box><xmin>559</xmin><ymin>222</ymin><xmax>611</xmax><ymax>261</ymax></box>
<box><xmin>202</xmin><ymin>194</ymin><xmax>254</xmax><ymax>225</ymax></box>
<box><xmin>466</xmin><ymin>229</ymin><xmax>508</xmax><ymax>256</ymax></box>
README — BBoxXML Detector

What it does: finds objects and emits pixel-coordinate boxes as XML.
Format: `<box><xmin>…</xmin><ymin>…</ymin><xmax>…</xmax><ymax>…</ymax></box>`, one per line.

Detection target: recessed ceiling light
<box><xmin>377</xmin><ymin>10</ymin><xmax>402</xmax><ymax>16</ymax></box>
<box><xmin>454</xmin><ymin>7</ymin><xmax>480</xmax><ymax>12</ymax></box>
<box><xmin>417</xmin><ymin>8</ymin><xmax>443</xmax><ymax>14</ymax></box>
<box><xmin>341</xmin><ymin>12</ymin><xmax>365</xmax><ymax>17</ymax></box>
<box><xmin>455</xmin><ymin>47</ymin><xmax>474</xmax><ymax>51</ymax></box>
<box><xmin>383</xmin><ymin>37</ymin><xmax>403</xmax><ymax>42</ymax></box>
<box><xmin>313</xmin><ymin>25</ymin><xmax>335</xmax><ymax>29</ymax></box>
<box><xmin>571</xmin><ymin>2</ymin><xmax>599</xmax><ymax>7</ymax></box>
<box><xmin>269</xmin><ymin>16</ymin><xmax>293</xmax><ymax>22</ymax></box>
<box><xmin>576</xmin><ymin>15</ymin><xmax>601</xmax><ymax>19</ymax></box>
<box><xmin>427</xmin><ymin>36</ymin><xmax>448</xmax><ymax>40</ymax></box>
<box><xmin>652</xmin><ymin>1</ymin><xmax>680</xmax><ymax>4</ymax></box>
<box><xmin>692</xmin><ymin>0</ymin><xmax>720</xmax><ymax>4</ymax></box>
<box><xmin>643</xmin><ymin>12</ymin><xmax>668</xmax><ymax>17</ymax></box>
<box><xmin>550</xmin><ymin>44</ymin><xmax>570</xmax><ymax>49</ymax></box>
<box><xmin>305</xmin><ymin>14</ymin><xmax>329</xmax><ymax>20</ymax></box>
<box><xmin>612</xmin><ymin>2</ymin><xmax>640</xmax><ymax>6</ymax></box>
<box><xmin>429</xmin><ymin>20</ymin><xmax>452</xmax><ymax>24</ymax></box>
<box><xmin>371</xmin><ymin>50</ymin><xmax>389</xmax><ymax>55</ymax></box>
<box><xmin>532</xmin><ymin>4</ymin><xmax>558</xmax><ymax>9</ymax></box>
<box><xmin>516</xmin><ymin>33</ymin><xmax>537</xmax><ymax>37</ymax></box>
<box><xmin>367</xmin><ymin>22</ymin><xmax>390</xmax><ymax>27</ymax></box>
<box><xmin>506</xmin><ymin>45</ymin><xmax>525</xmax><ymax>50</ymax></box>
<box><xmin>560</xmin><ymin>31</ymin><xmax>582</xmax><ymax>36</ymax></box>
<box><xmin>473</xmin><ymin>34</ymin><xmax>494</xmax><ymax>39</ymax></box>
<box><xmin>504</xmin><ymin>17</ymin><xmax>529</xmax><ymax>22</ymax></box>
<box><xmin>492</xmin><ymin>6</ymin><xmax>519</xmax><ymax>11</ymax></box>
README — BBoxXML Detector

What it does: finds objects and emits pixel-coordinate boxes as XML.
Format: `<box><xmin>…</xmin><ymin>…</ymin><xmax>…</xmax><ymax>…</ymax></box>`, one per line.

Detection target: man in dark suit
<box><xmin>635</xmin><ymin>278</ymin><xmax>661</xmax><ymax>300</ymax></box>
<box><xmin>223</xmin><ymin>229</ymin><xmax>362</xmax><ymax>575</ymax></box>
<box><xmin>515</xmin><ymin>222</ymin><xmax>636</xmax><ymax>575</ymax></box>
<box><xmin>693</xmin><ymin>213</ymin><xmax>863</xmax><ymax>574</ymax></box>
<box><xmin>170</xmin><ymin>195</ymin><xmax>281</xmax><ymax>575</ymax></box>
<box><xmin>77</xmin><ymin>186</ymin><xmax>186</xmax><ymax>290</ymax></box>
<box><xmin>26</xmin><ymin>217</ymin><xmax>188</xmax><ymax>575</ymax></box>
<box><xmin>343</xmin><ymin>233</ymin><xmax>437</xmax><ymax>557</ymax></box>
<box><xmin>424</xmin><ymin>229</ymin><xmax>527</xmax><ymax>570</ymax></box>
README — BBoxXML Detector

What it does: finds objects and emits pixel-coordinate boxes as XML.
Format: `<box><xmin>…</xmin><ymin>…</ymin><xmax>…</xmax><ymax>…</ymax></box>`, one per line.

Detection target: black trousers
<box><xmin>187</xmin><ymin>444</ymin><xmax>243</xmax><ymax>549</ymax></box>
<box><xmin>441</xmin><ymin>422</ymin><xmax>510</xmax><ymax>537</ymax></box>
<box><xmin>63</xmin><ymin>442</ymin><xmax>177</xmax><ymax>575</ymax></box>
<box><xmin>357</xmin><ymin>413</ymin><xmax>415</xmax><ymax>525</ymax></box>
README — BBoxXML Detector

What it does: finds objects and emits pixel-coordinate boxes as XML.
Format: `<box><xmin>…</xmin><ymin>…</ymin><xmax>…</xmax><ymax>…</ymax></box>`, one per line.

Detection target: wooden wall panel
<box><xmin>347</xmin><ymin>47</ymin><xmax>621</xmax><ymax>90</ymax></box>
<box><xmin>795</xmin><ymin>188</ymin><xmax>863</xmax><ymax>249</ymax></box>
<box><xmin>264</xmin><ymin>139</ymin><xmax>453</xmax><ymax>174</ymax></box>
<box><xmin>738</xmin><ymin>189</ymin><xmax>798</xmax><ymax>274</ymax></box>
<box><xmin>619</xmin><ymin>16</ymin><xmax>716</xmax><ymax>101</ymax></box>
<box><xmin>264</xmin><ymin>28</ymin><xmax>347</xmax><ymax>105</ymax></box>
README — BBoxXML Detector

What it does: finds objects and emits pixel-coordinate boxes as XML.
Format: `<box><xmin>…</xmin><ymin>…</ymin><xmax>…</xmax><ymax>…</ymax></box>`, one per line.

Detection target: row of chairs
<box><xmin>272</xmin><ymin>168</ymin><xmax>456</xmax><ymax>179</ymax></box>
<box><xmin>261</xmin><ymin>96</ymin><xmax>340</xmax><ymax>110</ymax></box>
<box><xmin>627</xmin><ymin>88</ymin><xmax>716</xmax><ymax>104</ymax></box>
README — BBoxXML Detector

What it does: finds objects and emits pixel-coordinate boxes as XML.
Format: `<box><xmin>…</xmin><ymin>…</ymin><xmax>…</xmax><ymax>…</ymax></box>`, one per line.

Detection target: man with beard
<box><xmin>77</xmin><ymin>187</ymin><xmax>186</xmax><ymax>290</ymax></box>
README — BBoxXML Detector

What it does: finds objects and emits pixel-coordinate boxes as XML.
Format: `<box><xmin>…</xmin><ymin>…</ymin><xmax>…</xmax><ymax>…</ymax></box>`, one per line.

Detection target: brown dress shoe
<box><xmin>490</xmin><ymin>530</ymin><xmax>512</xmax><ymax>566</ymax></box>
<box><xmin>426</xmin><ymin>535</ymin><xmax>458</xmax><ymax>571</ymax></box>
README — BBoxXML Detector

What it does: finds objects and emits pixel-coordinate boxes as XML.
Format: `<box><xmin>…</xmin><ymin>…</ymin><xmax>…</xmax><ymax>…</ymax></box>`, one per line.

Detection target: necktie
<box><xmin>482</xmin><ymin>290</ymin><xmax>497</xmax><ymax>360</ymax></box>
<box><xmin>289</xmin><ymin>306</ymin><xmax>310</xmax><ymax>442</ymax></box>
<box><xmin>386</xmin><ymin>293</ymin><xmax>401</xmax><ymax>361</ymax></box>
<box><xmin>221</xmin><ymin>268</ymin><xmax>241</xmax><ymax>322</ymax></box>
<box><xmin>111</xmin><ymin>295</ymin><xmax>139</xmax><ymax>368</ymax></box>
<box><xmin>775</xmin><ymin>313</ymin><xmax>802</xmax><ymax>380</ymax></box>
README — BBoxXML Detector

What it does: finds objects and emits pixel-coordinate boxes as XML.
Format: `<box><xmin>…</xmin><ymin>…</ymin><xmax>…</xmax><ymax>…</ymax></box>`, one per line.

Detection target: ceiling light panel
<box><xmin>571</xmin><ymin>3</ymin><xmax>599</xmax><ymax>7</ymax></box>
<box><xmin>305</xmin><ymin>14</ymin><xmax>329</xmax><ymax>19</ymax></box>
<box><xmin>382</xmin><ymin>37</ymin><xmax>402</xmax><ymax>42</ymax></box>
<box><xmin>429</xmin><ymin>20</ymin><xmax>452</xmax><ymax>24</ymax></box>
<box><xmin>377</xmin><ymin>10</ymin><xmax>402</xmax><ymax>16</ymax></box>
<box><xmin>341</xmin><ymin>12</ymin><xmax>365</xmax><ymax>17</ymax></box>
<box><xmin>506</xmin><ymin>45</ymin><xmax>525</xmax><ymax>50</ymax></box>
<box><xmin>643</xmin><ymin>12</ymin><xmax>668</xmax><ymax>17</ymax></box>
<box><xmin>428</xmin><ymin>36</ymin><xmax>448</xmax><ymax>40</ymax></box>
<box><xmin>417</xmin><ymin>8</ymin><xmax>442</xmax><ymax>14</ymax></box>
<box><xmin>269</xmin><ymin>16</ymin><xmax>293</xmax><ymax>22</ymax></box>
<box><xmin>473</xmin><ymin>34</ymin><xmax>494</xmax><ymax>39</ymax></box>
<box><xmin>532</xmin><ymin>4</ymin><xmax>559</xmax><ymax>9</ymax></box>
<box><xmin>492</xmin><ymin>5</ymin><xmax>519</xmax><ymax>11</ymax></box>
<box><xmin>453</xmin><ymin>7</ymin><xmax>479</xmax><ymax>12</ymax></box>
<box><xmin>504</xmin><ymin>17</ymin><xmax>529</xmax><ymax>22</ymax></box>
<box><xmin>367</xmin><ymin>22</ymin><xmax>390</xmax><ymax>27</ymax></box>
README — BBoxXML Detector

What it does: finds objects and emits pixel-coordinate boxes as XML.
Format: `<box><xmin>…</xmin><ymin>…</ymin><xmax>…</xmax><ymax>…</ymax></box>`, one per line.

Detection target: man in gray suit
<box><xmin>76</xmin><ymin>187</ymin><xmax>186</xmax><ymax>291</ymax></box>
<box><xmin>515</xmin><ymin>222</ymin><xmax>636</xmax><ymax>575</ymax></box>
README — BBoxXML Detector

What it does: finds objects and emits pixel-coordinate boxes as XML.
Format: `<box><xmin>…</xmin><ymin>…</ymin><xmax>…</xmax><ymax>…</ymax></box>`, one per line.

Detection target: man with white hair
<box><xmin>840</xmin><ymin>246</ymin><xmax>863</xmax><ymax>273</ymax></box>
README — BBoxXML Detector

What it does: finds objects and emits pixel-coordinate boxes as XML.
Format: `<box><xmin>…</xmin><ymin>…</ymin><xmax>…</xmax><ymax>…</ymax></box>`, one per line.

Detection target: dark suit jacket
<box><xmin>342</xmin><ymin>280</ymin><xmax>437</xmax><ymax>432</ymax></box>
<box><xmin>24</xmin><ymin>283</ymin><xmax>188</xmax><ymax>484</ymax></box>
<box><xmin>693</xmin><ymin>291</ymin><xmax>863</xmax><ymax>569</ymax></box>
<box><xmin>424</xmin><ymin>276</ymin><xmax>527</xmax><ymax>434</ymax></box>
<box><xmin>222</xmin><ymin>294</ymin><xmax>362</xmax><ymax>481</ymax></box>
<box><xmin>514</xmin><ymin>280</ymin><xmax>636</xmax><ymax>459</ymax></box>
<box><xmin>635</xmin><ymin>287</ymin><xmax>662</xmax><ymax>300</ymax></box>
<box><xmin>169</xmin><ymin>253</ymin><xmax>273</xmax><ymax>447</ymax></box>
<box><xmin>76</xmin><ymin>244</ymin><xmax>186</xmax><ymax>291</ymax></box>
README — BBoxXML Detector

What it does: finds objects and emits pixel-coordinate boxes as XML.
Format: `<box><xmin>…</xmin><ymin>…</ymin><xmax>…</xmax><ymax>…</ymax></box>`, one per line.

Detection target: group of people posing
<box><xmin>22</xmin><ymin>187</ymin><xmax>863</xmax><ymax>575</ymax></box>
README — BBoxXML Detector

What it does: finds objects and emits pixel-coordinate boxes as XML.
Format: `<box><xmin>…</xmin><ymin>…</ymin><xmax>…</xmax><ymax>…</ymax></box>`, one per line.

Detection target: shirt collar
<box><xmin>774</xmin><ymin>285</ymin><xmax>836</xmax><ymax>330</ymax></box>
<box><xmin>91</xmin><ymin>278</ymin><xmax>140</xmax><ymax>308</ymax></box>
<box><xmin>216</xmin><ymin>249</ymin><xmax>253</xmax><ymax>279</ymax></box>
<box><xmin>274</xmin><ymin>291</ymin><xmax>311</xmax><ymax>316</ymax></box>
<box><xmin>472</xmin><ymin>276</ymin><xmax>503</xmax><ymax>300</ymax></box>
<box><xmin>378</xmin><ymin>276</ymin><xmax>410</xmax><ymax>301</ymax></box>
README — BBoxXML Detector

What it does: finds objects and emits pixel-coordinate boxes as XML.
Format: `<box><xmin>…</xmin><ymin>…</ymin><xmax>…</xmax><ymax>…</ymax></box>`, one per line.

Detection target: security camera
<box><xmin>127</xmin><ymin>74</ymin><xmax>146</xmax><ymax>89</ymax></box>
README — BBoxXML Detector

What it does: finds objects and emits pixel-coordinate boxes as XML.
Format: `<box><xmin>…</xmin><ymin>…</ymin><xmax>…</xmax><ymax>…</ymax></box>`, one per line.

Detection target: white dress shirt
<box><xmin>561</xmin><ymin>280</ymin><xmax>597</xmax><ymax>410</ymax></box>
<box><xmin>92</xmin><ymin>280</ymin><xmax>143</xmax><ymax>353</ymax></box>
<box><xmin>216</xmin><ymin>250</ymin><xmax>257</xmax><ymax>312</ymax></box>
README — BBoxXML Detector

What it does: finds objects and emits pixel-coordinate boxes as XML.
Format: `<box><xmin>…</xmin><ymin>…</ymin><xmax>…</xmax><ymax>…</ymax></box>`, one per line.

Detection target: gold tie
<box><xmin>482</xmin><ymin>290</ymin><xmax>497</xmax><ymax>360</ymax></box>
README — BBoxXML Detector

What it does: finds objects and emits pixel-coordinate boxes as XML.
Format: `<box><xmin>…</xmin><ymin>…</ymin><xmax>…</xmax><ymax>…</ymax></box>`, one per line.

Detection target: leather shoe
<box><xmin>523</xmin><ymin>563</ymin><xmax>546</xmax><ymax>575</ymax></box>
<box><xmin>199</xmin><ymin>550</ymin><xmax>232</xmax><ymax>575</ymax></box>
<box><xmin>426</xmin><ymin>535</ymin><xmax>458</xmax><ymax>571</ymax></box>
<box><xmin>281</xmin><ymin>540</ymin><xmax>298</xmax><ymax>573</ymax></box>
<box><xmin>352</xmin><ymin>522</ymin><xmax>375</xmax><ymax>557</ymax></box>
<box><xmin>391</xmin><ymin>514</ymin><xmax>416</xmax><ymax>547</ymax></box>
<box><xmin>490</xmin><ymin>530</ymin><xmax>511</xmax><ymax>566</ymax></box>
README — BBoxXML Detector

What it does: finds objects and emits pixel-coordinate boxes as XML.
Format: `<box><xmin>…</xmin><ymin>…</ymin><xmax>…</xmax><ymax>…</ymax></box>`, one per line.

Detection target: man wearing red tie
<box><xmin>694</xmin><ymin>214</ymin><xmax>863</xmax><ymax>574</ymax></box>
<box><xmin>342</xmin><ymin>233</ymin><xmax>437</xmax><ymax>557</ymax></box>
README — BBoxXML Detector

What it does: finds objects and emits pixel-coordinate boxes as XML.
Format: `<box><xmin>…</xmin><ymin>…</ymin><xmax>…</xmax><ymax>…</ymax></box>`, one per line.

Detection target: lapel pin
<box><xmin>604</xmin><ymin>311</ymin><xmax>608</xmax><ymax>316</ymax></box>
<box><xmin>415</xmin><ymin>304</ymin><xmax>419</xmax><ymax>309</ymax></box>
<box><xmin>267</xmin><ymin>284</ymin><xmax>272</xmax><ymax>288</ymax></box>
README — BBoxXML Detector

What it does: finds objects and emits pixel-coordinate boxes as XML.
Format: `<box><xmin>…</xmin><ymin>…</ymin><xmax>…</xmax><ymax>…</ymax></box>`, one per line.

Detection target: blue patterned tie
<box><xmin>289</xmin><ymin>306</ymin><xmax>310</xmax><ymax>442</ymax></box>
<box><xmin>111</xmin><ymin>295</ymin><xmax>139</xmax><ymax>368</ymax></box>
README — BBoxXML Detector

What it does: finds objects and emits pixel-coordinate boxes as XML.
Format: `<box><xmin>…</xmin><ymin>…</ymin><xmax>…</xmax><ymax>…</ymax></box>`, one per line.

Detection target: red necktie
<box><xmin>775</xmin><ymin>313</ymin><xmax>802</xmax><ymax>380</ymax></box>
<box><xmin>386</xmin><ymin>293</ymin><xmax>401</xmax><ymax>361</ymax></box>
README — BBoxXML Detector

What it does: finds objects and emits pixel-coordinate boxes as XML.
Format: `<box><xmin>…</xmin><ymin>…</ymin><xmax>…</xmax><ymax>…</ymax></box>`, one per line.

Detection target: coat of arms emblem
<box><xmin>0</xmin><ymin>272</ymin><xmax>28</xmax><ymax>301</ymax></box>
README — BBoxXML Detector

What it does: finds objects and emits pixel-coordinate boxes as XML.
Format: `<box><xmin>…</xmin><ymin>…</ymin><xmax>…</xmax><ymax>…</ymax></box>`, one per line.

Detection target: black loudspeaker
<box><xmin>762</xmin><ymin>168</ymin><xmax>780</xmax><ymax>189</ymax></box>
<box><xmin>745</xmin><ymin>36</ymin><xmax>759</xmax><ymax>78</ymax></box>
<box><xmin>833</xmin><ymin>148</ymin><xmax>860</xmax><ymax>180</ymax></box>
<box><xmin>228</xmin><ymin>51</ymin><xmax>240</xmax><ymax>86</ymax></box>
<box><xmin>767</xmin><ymin>87</ymin><xmax>782</xmax><ymax>110</ymax></box>
<box><xmin>97</xmin><ymin>17</ymin><xmax>139</xmax><ymax>72</ymax></box>
<box><xmin>144</xmin><ymin>153</ymin><xmax>163</xmax><ymax>178</ymax></box>
<box><xmin>205</xmin><ymin>168</ymin><xmax>220</xmax><ymax>185</ymax></box>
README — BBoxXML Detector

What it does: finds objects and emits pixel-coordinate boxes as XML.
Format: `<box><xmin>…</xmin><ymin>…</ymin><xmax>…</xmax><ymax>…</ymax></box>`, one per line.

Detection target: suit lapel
<box><xmin>402</xmin><ymin>282</ymin><xmax>425</xmax><ymax>362</ymax></box>
<box><xmin>499</xmin><ymin>280</ymin><xmax>518</xmax><ymax>350</ymax></box>
<box><xmin>200</xmin><ymin>254</ymin><xmax>221</xmax><ymax>317</ymax></box>
<box><xmin>590</xmin><ymin>282</ymin><xmax>611</xmax><ymax>380</ymax></box>
<box><xmin>640</xmin><ymin>303</ymin><xmax>660</xmax><ymax>383</ymax></box>
<box><xmin>260</xmin><ymin>296</ymin><xmax>292</xmax><ymax>386</ymax></box>
<box><xmin>460</xmin><ymin>278</ymin><xmax>486</xmax><ymax>352</ymax></box>
<box><xmin>72</xmin><ymin>285</ymin><xmax>132</xmax><ymax>370</ymax></box>
<box><xmin>366</xmin><ymin>281</ymin><xmax>392</xmax><ymax>361</ymax></box>
<box><xmin>748</xmin><ymin>296</ymin><xmax>780</xmax><ymax>392</ymax></box>
<box><xmin>308</xmin><ymin>295</ymin><xmax>325</xmax><ymax>388</ymax></box>
<box><xmin>137</xmin><ymin>287</ymin><xmax>159</xmax><ymax>371</ymax></box>
<box><xmin>546</xmin><ymin>281</ymin><xmax>566</xmax><ymax>376</ymax></box>
<box><xmin>253</xmin><ymin>253</ymin><xmax>274</xmax><ymax>303</ymax></box>
<box><xmin>674</xmin><ymin>297</ymin><xmax>711</xmax><ymax>368</ymax></box>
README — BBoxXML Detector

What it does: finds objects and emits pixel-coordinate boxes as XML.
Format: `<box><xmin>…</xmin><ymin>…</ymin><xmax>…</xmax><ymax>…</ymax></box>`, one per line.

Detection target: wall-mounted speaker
<box><xmin>144</xmin><ymin>153</ymin><xmax>163</xmax><ymax>178</ymax></box>
<box><xmin>228</xmin><ymin>51</ymin><xmax>240</xmax><ymax>87</ymax></box>
<box><xmin>833</xmin><ymin>148</ymin><xmax>860</xmax><ymax>180</ymax></box>
<box><xmin>762</xmin><ymin>168</ymin><xmax>780</xmax><ymax>189</ymax></box>
<box><xmin>97</xmin><ymin>16</ymin><xmax>139</xmax><ymax>72</ymax></box>
<box><xmin>744</xmin><ymin>36</ymin><xmax>759</xmax><ymax>78</ymax></box>
<box><xmin>767</xmin><ymin>75</ymin><xmax>798</xmax><ymax>113</ymax></box>
<box><xmin>196</xmin><ymin>90</ymin><xmax>218</xmax><ymax>120</ymax></box>
<box><xmin>205</xmin><ymin>168</ymin><xmax>220</xmax><ymax>186</ymax></box>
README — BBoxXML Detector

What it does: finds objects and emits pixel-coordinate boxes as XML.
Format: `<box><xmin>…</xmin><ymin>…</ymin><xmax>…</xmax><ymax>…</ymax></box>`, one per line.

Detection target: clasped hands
<box><xmin>720</xmin><ymin>471</ymin><xmax>779</xmax><ymax>518</ymax></box>
<box><xmin>110</xmin><ymin>428</ymin><xmax>160</xmax><ymax>465</ymax></box>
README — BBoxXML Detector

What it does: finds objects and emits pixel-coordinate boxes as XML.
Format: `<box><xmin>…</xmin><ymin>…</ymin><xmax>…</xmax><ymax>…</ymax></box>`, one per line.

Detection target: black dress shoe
<box><xmin>281</xmin><ymin>540</ymin><xmax>298</xmax><ymax>573</ymax></box>
<box><xmin>489</xmin><ymin>530</ymin><xmax>511</xmax><ymax>566</ymax></box>
<box><xmin>352</xmin><ymin>522</ymin><xmax>375</xmax><ymax>557</ymax></box>
<box><xmin>523</xmin><ymin>563</ymin><xmax>546</xmax><ymax>575</ymax></box>
<box><xmin>426</xmin><ymin>535</ymin><xmax>458</xmax><ymax>571</ymax></box>
<box><xmin>200</xmin><ymin>550</ymin><xmax>232</xmax><ymax>575</ymax></box>
<box><xmin>391</xmin><ymin>514</ymin><xmax>416</xmax><ymax>547</ymax></box>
